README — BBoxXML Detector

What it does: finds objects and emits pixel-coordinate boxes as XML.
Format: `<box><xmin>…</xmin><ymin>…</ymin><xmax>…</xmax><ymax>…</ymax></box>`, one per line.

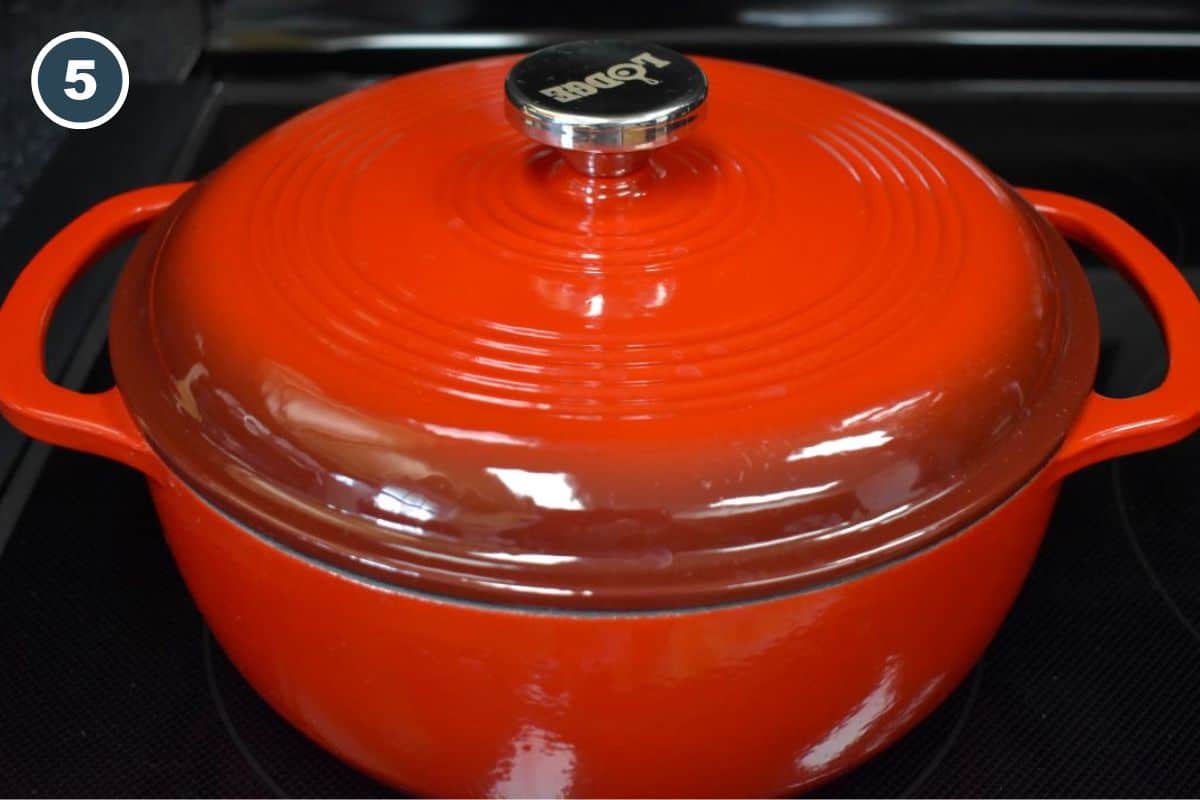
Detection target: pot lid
<box><xmin>110</xmin><ymin>42</ymin><xmax>1097</xmax><ymax>610</ymax></box>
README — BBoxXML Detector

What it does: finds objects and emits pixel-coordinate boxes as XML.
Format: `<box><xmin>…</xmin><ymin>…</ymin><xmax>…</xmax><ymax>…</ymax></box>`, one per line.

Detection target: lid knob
<box><xmin>505</xmin><ymin>40</ymin><xmax>708</xmax><ymax>177</ymax></box>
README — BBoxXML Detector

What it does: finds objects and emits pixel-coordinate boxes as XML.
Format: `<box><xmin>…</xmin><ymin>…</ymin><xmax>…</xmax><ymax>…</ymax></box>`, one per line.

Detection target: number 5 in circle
<box><xmin>31</xmin><ymin>31</ymin><xmax>128</xmax><ymax>130</ymax></box>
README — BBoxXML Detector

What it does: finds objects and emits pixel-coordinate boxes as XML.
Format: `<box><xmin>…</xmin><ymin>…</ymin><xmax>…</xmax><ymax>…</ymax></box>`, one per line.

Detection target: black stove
<box><xmin>3</xmin><ymin>4</ymin><xmax>1200</xmax><ymax>795</ymax></box>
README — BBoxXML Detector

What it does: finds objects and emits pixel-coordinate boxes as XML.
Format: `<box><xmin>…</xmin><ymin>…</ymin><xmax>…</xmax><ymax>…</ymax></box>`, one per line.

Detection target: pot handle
<box><xmin>1020</xmin><ymin>189</ymin><xmax>1200</xmax><ymax>480</ymax></box>
<box><xmin>0</xmin><ymin>184</ymin><xmax>192</xmax><ymax>482</ymax></box>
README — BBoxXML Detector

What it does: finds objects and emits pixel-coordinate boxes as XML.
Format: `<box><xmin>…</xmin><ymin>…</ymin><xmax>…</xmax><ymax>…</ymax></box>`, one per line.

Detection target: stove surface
<box><xmin>2</xmin><ymin>76</ymin><xmax>1199</xmax><ymax>796</ymax></box>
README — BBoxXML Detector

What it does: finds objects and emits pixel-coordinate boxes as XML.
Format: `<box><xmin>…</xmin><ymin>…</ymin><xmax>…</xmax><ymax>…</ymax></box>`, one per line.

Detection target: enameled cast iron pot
<box><xmin>3</xmin><ymin>41</ymin><xmax>1200</xmax><ymax>797</ymax></box>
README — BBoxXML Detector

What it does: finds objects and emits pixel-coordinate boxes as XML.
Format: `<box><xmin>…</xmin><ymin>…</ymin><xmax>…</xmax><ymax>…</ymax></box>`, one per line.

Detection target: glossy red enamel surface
<box><xmin>107</xmin><ymin>56</ymin><xmax>1100</xmax><ymax>608</ymax></box>
<box><xmin>153</xmin><ymin>465</ymin><xmax>1058</xmax><ymax>797</ymax></box>
<box><xmin>4</xmin><ymin>47</ymin><xmax>1200</xmax><ymax>797</ymax></box>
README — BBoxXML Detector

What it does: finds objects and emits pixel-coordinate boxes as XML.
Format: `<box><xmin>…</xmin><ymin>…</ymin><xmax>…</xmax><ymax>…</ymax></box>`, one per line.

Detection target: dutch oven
<box><xmin>2</xmin><ymin>41</ymin><xmax>1199</xmax><ymax>797</ymax></box>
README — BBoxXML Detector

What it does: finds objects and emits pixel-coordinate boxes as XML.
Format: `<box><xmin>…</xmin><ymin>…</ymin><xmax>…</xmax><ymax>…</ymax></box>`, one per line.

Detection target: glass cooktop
<box><xmin>1</xmin><ymin>73</ymin><xmax>1199</xmax><ymax>795</ymax></box>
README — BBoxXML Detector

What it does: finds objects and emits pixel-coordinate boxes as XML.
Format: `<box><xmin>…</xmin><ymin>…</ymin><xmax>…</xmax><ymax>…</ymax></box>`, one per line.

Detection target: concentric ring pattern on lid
<box><xmin>109</xmin><ymin>48</ymin><xmax>1098</xmax><ymax>609</ymax></box>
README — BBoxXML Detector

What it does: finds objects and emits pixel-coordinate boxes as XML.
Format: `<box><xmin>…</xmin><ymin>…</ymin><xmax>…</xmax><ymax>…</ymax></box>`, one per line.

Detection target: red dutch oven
<box><xmin>2</xmin><ymin>41</ymin><xmax>1200</xmax><ymax>796</ymax></box>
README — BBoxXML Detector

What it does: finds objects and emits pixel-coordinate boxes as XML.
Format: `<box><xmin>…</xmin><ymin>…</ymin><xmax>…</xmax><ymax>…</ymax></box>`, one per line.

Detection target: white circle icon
<box><xmin>31</xmin><ymin>31</ymin><xmax>130</xmax><ymax>130</ymax></box>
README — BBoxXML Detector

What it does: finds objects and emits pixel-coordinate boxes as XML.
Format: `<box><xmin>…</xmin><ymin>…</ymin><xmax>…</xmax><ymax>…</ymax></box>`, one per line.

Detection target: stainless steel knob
<box><xmin>505</xmin><ymin>40</ymin><xmax>709</xmax><ymax>177</ymax></box>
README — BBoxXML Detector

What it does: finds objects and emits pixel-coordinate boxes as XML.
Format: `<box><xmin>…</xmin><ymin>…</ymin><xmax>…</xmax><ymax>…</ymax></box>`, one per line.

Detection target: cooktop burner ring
<box><xmin>203</xmin><ymin>624</ymin><xmax>289</xmax><ymax>798</ymax></box>
<box><xmin>1111</xmin><ymin>365</ymin><xmax>1200</xmax><ymax>647</ymax></box>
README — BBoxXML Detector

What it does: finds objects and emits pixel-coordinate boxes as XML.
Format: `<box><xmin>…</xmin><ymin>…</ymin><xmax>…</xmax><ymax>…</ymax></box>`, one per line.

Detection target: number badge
<box><xmin>31</xmin><ymin>31</ymin><xmax>129</xmax><ymax>130</ymax></box>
